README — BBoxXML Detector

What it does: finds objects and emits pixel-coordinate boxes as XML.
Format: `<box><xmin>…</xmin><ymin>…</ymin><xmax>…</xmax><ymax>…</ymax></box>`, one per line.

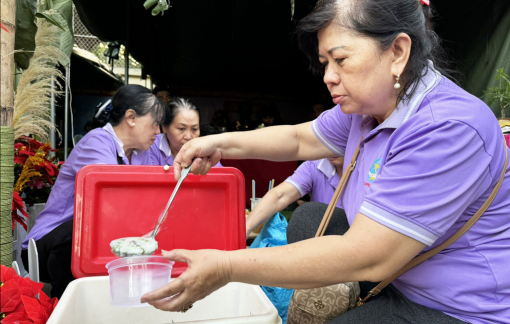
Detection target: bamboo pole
<box><xmin>0</xmin><ymin>0</ymin><xmax>17</xmax><ymax>266</ymax></box>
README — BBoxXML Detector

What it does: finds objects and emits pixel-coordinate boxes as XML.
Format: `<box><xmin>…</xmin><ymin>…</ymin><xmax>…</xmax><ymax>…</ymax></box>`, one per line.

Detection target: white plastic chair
<box><xmin>12</xmin><ymin>260</ymin><xmax>21</xmax><ymax>276</ymax></box>
<box><xmin>12</xmin><ymin>214</ymin><xmax>29</xmax><ymax>277</ymax></box>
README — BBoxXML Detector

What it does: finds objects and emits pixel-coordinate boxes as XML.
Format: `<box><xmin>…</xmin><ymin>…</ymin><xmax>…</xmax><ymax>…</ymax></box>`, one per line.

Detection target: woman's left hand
<box><xmin>140</xmin><ymin>249</ymin><xmax>232</xmax><ymax>312</ymax></box>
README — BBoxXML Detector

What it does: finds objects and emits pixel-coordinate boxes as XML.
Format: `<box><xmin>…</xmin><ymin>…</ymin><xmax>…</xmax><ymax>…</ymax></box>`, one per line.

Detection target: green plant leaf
<box><xmin>35</xmin><ymin>11</ymin><xmax>66</xmax><ymax>30</ymax></box>
<box><xmin>144</xmin><ymin>0</ymin><xmax>170</xmax><ymax>16</ymax></box>
<box><xmin>59</xmin><ymin>24</ymin><xmax>74</xmax><ymax>65</ymax></box>
<box><xmin>144</xmin><ymin>0</ymin><xmax>158</xmax><ymax>10</ymax></box>
<box><xmin>50</xmin><ymin>0</ymin><xmax>73</xmax><ymax>37</ymax></box>
<box><xmin>483</xmin><ymin>68</ymin><xmax>510</xmax><ymax>117</ymax></box>
<box><xmin>15</xmin><ymin>0</ymin><xmax>38</xmax><ymax>69</ymax></box>
<box><xmin>152</xmin><ymin>3</ymin><xmax>163</xmax><ymax>16</ymax></box>
<box><xmin>51</xmin><ymin>0</ymin><xmax>74</xmax><ymax>65</ymax></box>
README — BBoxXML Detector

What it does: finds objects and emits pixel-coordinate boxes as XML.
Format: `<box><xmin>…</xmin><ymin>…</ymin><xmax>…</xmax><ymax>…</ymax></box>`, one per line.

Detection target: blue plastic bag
<box><xmin>250</xmin><ymin>213</ymin><xmax>294</xmax><ymax>324</ymax></box>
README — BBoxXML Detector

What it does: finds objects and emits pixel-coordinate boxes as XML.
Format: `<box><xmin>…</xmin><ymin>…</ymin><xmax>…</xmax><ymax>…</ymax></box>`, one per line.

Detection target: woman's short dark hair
<box><xmin>109</xmin><ymin>85</ymin><xmax>166</xmax><ymax>126</ymax></box>
<box><xmin>162</xmin><ymin>97</ymin><xmax>201</xmax><ymax>127</ymax></box>
<box><xmin>152</xmin><ymin>85</ymin><xmax>172</xmax><ymax>96</ymax></box>
<box><xmin>297</xmin><ymin>0</ymin><xmax>456</xmax><ymax>101</ymax></box>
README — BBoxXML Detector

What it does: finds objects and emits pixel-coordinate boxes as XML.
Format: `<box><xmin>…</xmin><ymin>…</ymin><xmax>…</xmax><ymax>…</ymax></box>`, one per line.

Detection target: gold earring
<box><xmin>394</xmin><ymin>74</ymin><xmax>401</xmax><ymax>89</ymax></box>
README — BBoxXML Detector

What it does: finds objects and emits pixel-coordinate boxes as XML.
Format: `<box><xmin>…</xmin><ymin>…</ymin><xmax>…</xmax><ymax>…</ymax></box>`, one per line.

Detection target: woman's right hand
<box><xmin>141</xmin><ymin>249</ymin><xmax>232</xmax><ymax>312</ymax></box>
<box><xmin>173</xmin><ymin>135</ymin><xmax>223</xmax><ymax>180</ymax></box>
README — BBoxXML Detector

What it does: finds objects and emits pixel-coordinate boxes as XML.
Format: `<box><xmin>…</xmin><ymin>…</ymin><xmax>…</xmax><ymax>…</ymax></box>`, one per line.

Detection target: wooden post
<box><xmin>1</xmin><ymin>0</ymin><xmax>17</xmax><ymax>266</ymax></box>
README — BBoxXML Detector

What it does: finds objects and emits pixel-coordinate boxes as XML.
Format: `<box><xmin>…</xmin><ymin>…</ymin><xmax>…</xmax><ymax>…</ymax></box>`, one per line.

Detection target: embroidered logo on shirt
<box><xmin>368</xmin><ymin>158</ymin><xmax>381</xmax><ymax>183</ymax></box>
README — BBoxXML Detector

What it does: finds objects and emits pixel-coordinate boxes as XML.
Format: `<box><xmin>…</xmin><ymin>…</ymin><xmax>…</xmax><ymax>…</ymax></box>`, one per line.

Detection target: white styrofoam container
<box><xmin>47</xmin><ymin>276</ymin><xmax>282</xmax><ymax>324</ymax></box>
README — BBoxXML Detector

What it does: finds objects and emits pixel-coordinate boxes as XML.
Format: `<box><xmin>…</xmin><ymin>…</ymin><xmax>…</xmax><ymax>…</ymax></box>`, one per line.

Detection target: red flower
<box><xmin>3</xmin><ymin>312</ymin><xmax>33</xmax><ymax>324</ymax></box>
<box><xmin>41</xmin><ymin>160</ymin><xmax>59</xmax><ymax>181</ymax></box>
<box><xmin>13</xmin><ymin>136</ymin><xmax>64</xmax><ymax>212</ymax></box>
<box><xmin>1</xmin><ymin>265</ymin><xmax>58</xmax><ymax>324</ymax></box>
<box><xmin>18</xmin><ymin>148</ymin><xmax>36</xmax><ymax>157</ymax></box>
<box><xmin>11</xmin><ymin>191</ymin><xmax>29</xmax><ymax>231</ymax></box>
<box><xmin>1</xmin><ymin>284</ymin><xmax>21</xmax><ymax>313</ymax></box>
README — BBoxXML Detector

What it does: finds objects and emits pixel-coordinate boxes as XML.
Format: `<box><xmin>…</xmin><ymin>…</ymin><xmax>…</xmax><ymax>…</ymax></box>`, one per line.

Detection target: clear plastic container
<box><xmin>250</xmin><ymin>197</ymin><xmax>261</xmax><ymax>211</ymax></box>
<box><xmin>105</xmin><ymin>255</ymin><xmax>174</xmax><ymax>307</ymax></box>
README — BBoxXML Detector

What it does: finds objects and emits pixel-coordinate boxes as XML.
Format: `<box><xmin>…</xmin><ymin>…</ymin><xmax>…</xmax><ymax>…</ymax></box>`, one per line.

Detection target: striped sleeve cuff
<box><xmin>284</xmin><ymin>179</ymin><xmax>306</xmax><ymax>197</ymax></box>
<box><xmin>311</xmin><ymin>120</ymin><xmax>345</xmax><ymax>157</ymax></box>
<box><xmin>359</xmin><ymin>201</ymin><xmax>439</xmax><ymax>246</ymax></box>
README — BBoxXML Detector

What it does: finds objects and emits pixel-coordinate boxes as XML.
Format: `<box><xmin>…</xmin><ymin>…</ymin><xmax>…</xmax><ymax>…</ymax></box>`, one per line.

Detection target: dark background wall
<box><xmin>70</xmin><ymin>0</ymin><xmax>510</xmax><ymax>131</ymax></box>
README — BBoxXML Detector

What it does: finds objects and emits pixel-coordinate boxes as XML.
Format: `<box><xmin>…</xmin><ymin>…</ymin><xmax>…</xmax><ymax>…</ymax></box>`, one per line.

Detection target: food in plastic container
<box><xmin>110</xmin><ymin>237</ymin><xmax>158</xmax><ymax>257</ymax></box>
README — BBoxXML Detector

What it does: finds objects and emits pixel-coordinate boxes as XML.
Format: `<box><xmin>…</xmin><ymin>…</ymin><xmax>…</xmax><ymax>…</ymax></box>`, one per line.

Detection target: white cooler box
<box><xmin>47</xmin><ymin>276</ymin><xmax>282</xmax><ymax>324</ymax></box>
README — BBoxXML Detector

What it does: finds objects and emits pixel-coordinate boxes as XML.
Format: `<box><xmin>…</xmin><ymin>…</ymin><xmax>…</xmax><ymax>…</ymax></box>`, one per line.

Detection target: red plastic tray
<box><xmin>72</xmin><ymin>165</ymin><xmax>246</xmax><ymax>278</ymax></box>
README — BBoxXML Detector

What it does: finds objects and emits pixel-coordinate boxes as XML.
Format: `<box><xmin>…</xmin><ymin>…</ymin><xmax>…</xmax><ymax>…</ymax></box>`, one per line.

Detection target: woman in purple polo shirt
<box><xmin>142</xmin><ymin>1</ymin><xmax>510</xmax><ymax>323</ymax></box>
<box><xmin>149</xmin><ymin>97</ymin><xmax>222</xmax><ymax>167</ymax></box>
<box><xmin>21</xmin><ymin>85</ymin><xmax>165</xmax><ymax>299</ymax></box>
<box><xmin>246</xmin><ymin>157</ymin><xmax>344</xmax><ymax>238</ymax></box>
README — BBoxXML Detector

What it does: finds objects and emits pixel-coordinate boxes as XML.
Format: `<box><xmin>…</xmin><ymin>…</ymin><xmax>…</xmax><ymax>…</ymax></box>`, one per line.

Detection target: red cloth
<box><xmin>221</xmin><ymin>159</ymin><xmax>298</xmax><ymax>208</ymax></box>
<box><xmin>505</xmin><ymin>134</ymin><xmax>510</xmax><ymax>148</ymax></box>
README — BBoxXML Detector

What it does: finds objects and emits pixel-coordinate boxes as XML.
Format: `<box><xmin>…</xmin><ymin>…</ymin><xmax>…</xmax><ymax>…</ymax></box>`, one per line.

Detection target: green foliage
<box><xmin>89</xmin><ymin>43</ymin><xmax>108</xmax><ymax>63</ymax></box>
<box><xmin>15</xmin><ymin>0</ymin><xmax>74</xmax><ymax>69</ymax></box>
<box><xmin>483</xmin><ymin>68</ymin><xmax>510</xmax><ymax>118</ymax></box>
<box><xmin>143</xmin><ymin>0</ymin><xmax>170</xmax><ymax>16</ymax></box>
<box><xmin>35</xmin><ymin>0</ymin><xmax>74</xmax><ymax>65</ymax></box>
<box><xmin>15</xmin><ymin>0</ymin><xmax>38</xmax><ymax>69</ymax></box>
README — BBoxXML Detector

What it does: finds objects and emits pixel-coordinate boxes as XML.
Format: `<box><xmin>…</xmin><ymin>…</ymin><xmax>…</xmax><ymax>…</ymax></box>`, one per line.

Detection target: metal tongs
<box><xmin>149</xmin><ymin>164</ymin><xmax>192</xmax><ymax>239</ymax></box>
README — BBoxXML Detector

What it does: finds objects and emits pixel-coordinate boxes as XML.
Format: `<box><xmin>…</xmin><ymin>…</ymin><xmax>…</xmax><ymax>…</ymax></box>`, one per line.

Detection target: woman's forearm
<box><xmin>230</xmin><ymin>213</ymin><xmax>427</xmax><ymax>288</ymax></box>
<box><xmin>173</xmin><ymin>122</ymin><xmax>335</xmax><ymax>179</ymax></box>
<box><xmin>229</xmin><ymin>236</ymin><xmax>367</xmax><ymax>288</ymax></box>
<box><xmin>246</xmin><ymin>183</ymin><xmax>301</xmax><ymax>235</ymax></box>
<box><xmin>219</xmin><ymin>123</ymin><xmax>333</xmax><ymax>161</ymax></box>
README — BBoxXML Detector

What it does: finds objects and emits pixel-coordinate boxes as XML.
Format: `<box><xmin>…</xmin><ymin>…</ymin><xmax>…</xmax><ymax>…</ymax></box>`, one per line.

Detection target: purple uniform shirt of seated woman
<box><xmin>21</xmin><ymin>85</ymin><xmax>166</xmax><ymax>299</ymax></box>
<box><xmin>246</xmin><ymin>157</ymin><xmax>344</xmax><ymax>237</ymax></box>
<box><xmin>149</xmin><ymin>97</ymin><xmax>222</xmax><ymax>168</ymax></box>
<box><xmin>285</xmin><ymin>158</ymin><xmax>344</xmax><ymax>207</ymax></box>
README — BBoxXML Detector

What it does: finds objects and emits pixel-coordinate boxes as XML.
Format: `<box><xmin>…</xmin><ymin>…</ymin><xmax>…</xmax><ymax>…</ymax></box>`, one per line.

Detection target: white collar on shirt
<box><xmin>158</xmin><ymin>134</ymin><xmax>173</xmax><ymax>158</ymax></box>
<box><xmin>103</xmin><ymin>123</ymin><xmax>140</xmax><ymax>159</ymax></box>
<box><xmin>317</xmin><ymin>158</ymin><xmax>337</xmax><ymax>179</ymax></box>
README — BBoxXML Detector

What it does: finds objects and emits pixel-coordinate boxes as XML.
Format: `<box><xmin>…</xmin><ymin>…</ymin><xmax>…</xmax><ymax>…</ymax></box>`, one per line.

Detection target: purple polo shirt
<box><xmin>22</xmin><ymin>124</ymin><xmax>151</xmax><ymax>249</ymax></box>
<box><xmin>149</xmin><ymin>133</ymin><xmax>223</xmax><ymax>167</ymax></box>
<box><xmin>312</xmin><ymin>65</ymin><xmax>510</xmax><ymax>324</ymax></box>
<box><xmin>285</xmin><ymin>159</ymin><xmax>343</xmax><ymax>208</ymax></box>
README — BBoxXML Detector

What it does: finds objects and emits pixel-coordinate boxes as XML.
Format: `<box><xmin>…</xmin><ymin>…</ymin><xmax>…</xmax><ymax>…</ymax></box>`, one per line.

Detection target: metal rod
<box><xmin>124</xmin><ymin>2</ymin><xmax>130</xmax><ymax>84</ymax></box>
<box><xmin>64</xmin><ymin>66</ymin><xmax>70</xmax><ymax>160</ymax></box>
<box><xmin>50</xmin><ymin>76</ymin><xmax>56</xmax><ymax>157</ymax></box>
<box><xmin>124</xmin><ymin>47</ymin><xmax>129</xmax><ymax>84</ymax></box>
<box><xmin>73</xmin><ymin>34</ymin><xmax>98</xmax><ymax>39</ymax></box>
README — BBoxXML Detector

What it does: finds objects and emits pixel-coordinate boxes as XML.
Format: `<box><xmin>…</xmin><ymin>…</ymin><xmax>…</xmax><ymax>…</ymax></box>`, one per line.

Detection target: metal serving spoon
<box><xmin>110</xmin><ymin>164</ymin><xmax>192</xmax><ymax>257</ymax></box>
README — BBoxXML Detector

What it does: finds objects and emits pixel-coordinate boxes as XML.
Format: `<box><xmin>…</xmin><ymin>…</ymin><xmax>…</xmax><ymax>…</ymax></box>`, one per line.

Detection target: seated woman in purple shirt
<box><xmin>21</xmin><ymin>85</ymin><xmax>165</xmax><ymax>299</ymax></box>
<box><xmin>149</xmin><ymin>97</ymin><xmax>222</xmax><ymax>167</ymax></box>
<box><xmin>246</xmin><ymin>157</ymin><xmax>344</xmax><ymax>237</ymax></box>
<box><xmin>143</xmin><ymin>1</ymin><xmax>510</xmax><ymax>323</ymax></box>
